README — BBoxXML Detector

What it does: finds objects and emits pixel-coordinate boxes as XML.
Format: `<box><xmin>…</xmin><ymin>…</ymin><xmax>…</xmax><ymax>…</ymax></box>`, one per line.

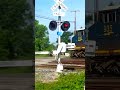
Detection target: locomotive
<box><xmin>87</xmin><ymin>5</ymin><xmax>120</xmax><ymax>57</ymax></box>
<box><xmin>69</xmin><ymin>29</ymin><xmax>86</xmax><ymax>58</ymax></box>
<box><xmin>86</xmin><ymin>5</ymin><xmax>120</xmax><ymax>76</ymax></box>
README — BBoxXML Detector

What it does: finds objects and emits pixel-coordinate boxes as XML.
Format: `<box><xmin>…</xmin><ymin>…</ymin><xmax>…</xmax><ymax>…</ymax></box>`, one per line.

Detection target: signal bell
<box><xmin>49</xmin><ymin>20</ymin><xmax>57</xmax><ymax>31</ymax></box>
<box><xmin>61</xmin><ymin>21</ymin><xmax>70</xmax><ymax>31</ymax></box>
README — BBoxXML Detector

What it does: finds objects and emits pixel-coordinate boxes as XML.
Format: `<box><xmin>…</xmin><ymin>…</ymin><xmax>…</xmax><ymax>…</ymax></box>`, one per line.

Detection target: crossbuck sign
<box><xmin>51</xmin><ymin>0</ymin><xmax>68</xmax><ymax>16</ymax></box>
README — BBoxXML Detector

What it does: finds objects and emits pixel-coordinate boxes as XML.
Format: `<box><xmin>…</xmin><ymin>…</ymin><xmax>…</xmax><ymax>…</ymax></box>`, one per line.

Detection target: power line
<box><xmin>35</xmin><ymin>15</ymin><xmax>75</xmax><ymax>23</ymax></box>
<box><xmin>35</xmin><ymin>15</ymin><xmax>56</xmax><ymax>20</ymax></box>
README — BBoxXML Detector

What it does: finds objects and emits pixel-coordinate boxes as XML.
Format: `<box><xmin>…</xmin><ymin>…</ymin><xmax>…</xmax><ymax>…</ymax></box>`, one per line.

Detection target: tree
<box><xmin>35</xmin><ymin>20</ymin><xmax>55</xmax><ymax>51</ymax></box>
<box><xmin>56</xmin><ymin>31</ymin><xmax>73</xmax><ymax>44</ymax></box>
<box><xmin>0</xmin><ymin>0</ymin><xmax>34</xmax><ymax>60</ymax></box>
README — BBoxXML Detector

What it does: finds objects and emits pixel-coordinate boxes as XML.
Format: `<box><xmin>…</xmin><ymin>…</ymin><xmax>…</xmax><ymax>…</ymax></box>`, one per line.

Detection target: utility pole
<box><xmin>71</xmin><ymin>10</ymin><xmax>80</xmax><ymax>35</ymax></box>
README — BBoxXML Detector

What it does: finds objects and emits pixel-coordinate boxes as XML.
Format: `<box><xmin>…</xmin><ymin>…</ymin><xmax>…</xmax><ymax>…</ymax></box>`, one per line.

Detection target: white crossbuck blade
<box><xmin>54</xmin><ymin>0</ymin><xmax>64</xmax><ymax>3</ymax></box>
<box><xmin>51</xmin><ymin>4</ymin><xmax>59</xmax><ymax>11</ymax></box>
<box><xmin>51</xmin><ymin>0</ymin><xmax>68</xmax><ymax>11</ymax></box>
<box><xmin>59</xmin><ymin>3</ymin><xmax>68</xmax><ymax>11</ymax></box>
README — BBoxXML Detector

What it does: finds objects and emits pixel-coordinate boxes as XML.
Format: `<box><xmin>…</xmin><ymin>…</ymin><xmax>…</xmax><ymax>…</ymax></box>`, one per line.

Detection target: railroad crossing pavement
<box><xmin>0</xmin><ymin>73</ymin><xmax>34</xmax><ymax>90</ymax></box>
<box><xmin>35</xmin><ymin>58</ymin><xmax>56</xmax><ymax>65</ymax></box>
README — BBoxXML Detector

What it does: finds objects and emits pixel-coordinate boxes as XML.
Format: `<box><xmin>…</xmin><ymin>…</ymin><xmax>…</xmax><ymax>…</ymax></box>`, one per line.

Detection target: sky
<box><xmin>35</xmin><ymin>0</ymin><xmax>85</xmax><ymax>43</ymax></box>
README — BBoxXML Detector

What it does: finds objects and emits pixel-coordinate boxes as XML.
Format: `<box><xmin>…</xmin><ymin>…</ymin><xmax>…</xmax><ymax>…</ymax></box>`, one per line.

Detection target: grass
<box><xmin>35</xmin><ymin>54</ymin><xmax>54</xmax><ymax>59</ymax></box>
<box><xmin>0</xmin><ymin>66</ymin><xmax>33</xmax><ymax>74</ymax></box>
<box><xmin>35</xmin><ymin>53</ymin><xmax>71</xmax><ymax>59</ymax></box>
<box><xmin>35</xmin><ymin>70</ymin><xmax>85</xmax><ymax>90</ymax></box>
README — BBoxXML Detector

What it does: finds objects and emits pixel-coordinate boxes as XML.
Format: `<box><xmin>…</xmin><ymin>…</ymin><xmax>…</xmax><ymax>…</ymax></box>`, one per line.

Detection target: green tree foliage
<box><xmin>56</xmin><ymin>31</ymin><xmax>73</xmax><ymax>44</ymax></box>
<box><xmin>35</xmin><ymin>20</ymin><xmax>55</xmax><ymax>51</ymax></box>
<box><xmin>0</xmin><ymin>0</ymin><xmax>34</xmax><ymax>60</ymax></box>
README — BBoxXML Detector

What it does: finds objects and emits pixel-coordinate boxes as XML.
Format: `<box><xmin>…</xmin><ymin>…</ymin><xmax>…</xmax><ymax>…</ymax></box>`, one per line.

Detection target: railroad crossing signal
<box><xmin>58</xmin><ymin>2</ymin><xmax>68</xmax><ymax>11</ymax></box>
<box><xmin>51</xmin><ymin>0</ymin><xmax>67</xmax><ymax>11</ymax></box>
<box><xmin>50</xmin><ymin>0</ymin><xmax>69</xmax><ymax>72</ymax></box>
<box><xmin>49</xmin><ymin>21</ymin><xmax>57</xmax><ymax>31</ymax></box>
<box><xmin>54</xmin><ymin>0</ymin><xmax>64</xmax><ymax>3</ymax></box>
<box><xmin>51</xmin><ymin>0</ymin><xmax>68</xmax><ymax>16</ymax></box>
<box><xmin>51</xmin><ymin>3</ymin><xmax>59</xmax><ymax>11</ymax></box>
<box><xmin>61</xmin><ymin>21</ymin><xmax>70</xmax><ymax>31</ymax></box>
<box><xmin>49</xmin><ymin>21</ymin><xmax>70</xmax><ymax>31</ymax></box>
<box><xmin>51</xmin><ymin>0</ymin><xmax>63</xmax><ymax>11</ymax></box>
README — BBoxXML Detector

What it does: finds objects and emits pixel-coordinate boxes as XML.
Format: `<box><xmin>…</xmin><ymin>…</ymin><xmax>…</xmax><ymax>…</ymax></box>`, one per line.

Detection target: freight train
<box><xmin>68</xmin><ymin>29</ymin><xmax>86</xmax><ymax>58</ymax></box>
<box><xmin>86</xmin><ymin>5</ymin><xmax>120</xmax><ymax>76</ymax></box>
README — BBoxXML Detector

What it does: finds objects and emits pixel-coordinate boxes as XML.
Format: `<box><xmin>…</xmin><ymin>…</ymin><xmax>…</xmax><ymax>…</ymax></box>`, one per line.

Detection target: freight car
<box><xmin>86</xmin><ymin>5</ymin><xmax>120</xmax><ymax>76</ymax></box>
<box><xmin>69</xmin><ymin>29</ymin><xmax>86</xmax><ymax>58</ymax></box>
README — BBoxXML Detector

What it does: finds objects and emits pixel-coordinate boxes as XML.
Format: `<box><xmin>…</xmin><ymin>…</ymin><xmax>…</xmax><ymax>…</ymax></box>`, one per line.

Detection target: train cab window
<box><xmin>112</xmin><ymin>12</ymin><xmax>115</xmax><ymax>22</ymax></box>
<box><xmin>102</xmin><ymin>12</ymin><xmax>116</xmax><ymax>23</ymax></box>
<box><xmin>117</xmin><ymin>11</ymin><xmax>120</xmax><ymax>23</ymax></box>
<box><xmin>99</xmin><ymin>13</ymin><xmax>104</xmax><ymax>22</ymax></box>
<box><xmin>77</xmin><ymin>31</ymin><xmax>84</xmax><ymax>37</ymax></box>
<box><xmin>109</xmin><ymin>12</ymin><xmax>115</xmax><ymax>22</ymax></box>
<box><xmin>81</xmin><ymin>31</ymin><xmax>83</xmax><ymax>36</ymax></box>
<box><xmin>109</xmin><ymin>13</ymin><xmax>112</xmax><ymax>22</ymax></box>
<box><xmin>78</xmin><ymin>31</ymin><xmax>81</xmax><ymax>37</ymax></box>
<box><xmin>104</xmin><ymin>13</ymin><xmax>108</xmax><ymax>23</ymax></box>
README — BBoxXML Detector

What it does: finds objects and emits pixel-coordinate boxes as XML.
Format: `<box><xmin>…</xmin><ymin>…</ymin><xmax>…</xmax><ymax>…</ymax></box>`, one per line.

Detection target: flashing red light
<box><xmin>61</xmin><ymin>21</ymin><xmax>70</xmax><ymax>31</ymax></box>
<box><xmin>64</xmin><ymin>23</ymin><xmax>69</xmax><ymax>28</ymax></box>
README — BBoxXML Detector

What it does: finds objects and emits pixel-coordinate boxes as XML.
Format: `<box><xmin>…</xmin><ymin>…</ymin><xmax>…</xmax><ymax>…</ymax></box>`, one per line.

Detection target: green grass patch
<box><xmin>0</xmin><ymin>66</ymin><xmax>33</xmax><ymax>74</ymax></box>
<box><xmin>35</xmin><ymin>54</ymin><xmax>52</xmax><ymax>58</ymax></box>
<box><xmin>35</xmin><ymin>71</ymin><xmax>85</xmax><ymax>90</ymax></box>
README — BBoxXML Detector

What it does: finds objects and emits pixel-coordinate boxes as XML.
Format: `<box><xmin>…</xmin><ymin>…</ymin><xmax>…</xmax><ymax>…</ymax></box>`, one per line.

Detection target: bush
<box><xmin>35</xmin><ymin>71</ymin><xmax>85</xmax><ymax>90</ymax></box>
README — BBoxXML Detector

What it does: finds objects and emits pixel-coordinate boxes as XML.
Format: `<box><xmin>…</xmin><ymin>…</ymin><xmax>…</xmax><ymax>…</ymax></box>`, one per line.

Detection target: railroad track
<box><xmin>36</xmin><ymin>64</ymin><xmax>85</xmax><ymax>70</ymax></box>
<box><xmin>35</xmin><ymin>58</ymin><xmax>85</xmax><ymax>70</ymax></box>
<box><xmin>86</xmin><ymin>78</ymin><xmax>120</xmax><ymax>90</ymax></box>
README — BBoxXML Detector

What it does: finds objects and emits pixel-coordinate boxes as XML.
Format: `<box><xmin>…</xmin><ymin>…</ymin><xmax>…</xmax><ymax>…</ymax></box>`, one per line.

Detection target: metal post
<box><xmin>56</xmin><ymin>5</ymin><xmax>64</xmax><ymax>73</ymax></box>
<box><xmin>75</xmin><ymin>11</ymin><xmax>76</xmax><ymax>34</ymax></box>
<box><xmin>58</xmin><ymin>6</ymin><xmax>61</xmax><ymax>45</ymax></box>
<box><xmin>58</xmin><ymin>6</ymin><xmax>61</xmax><ymax>63</ymax></box>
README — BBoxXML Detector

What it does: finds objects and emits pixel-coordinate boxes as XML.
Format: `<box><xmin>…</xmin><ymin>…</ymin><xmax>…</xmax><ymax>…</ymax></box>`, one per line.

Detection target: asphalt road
<box><xmin>0</xmin><ymin>73</ymin><xmax>34</xmax><ymax>90</ymax></box>
<box><xmin>0</xmin><ymin>60</ymin><xmax>33</xmax><ymax>67</ymax></box>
